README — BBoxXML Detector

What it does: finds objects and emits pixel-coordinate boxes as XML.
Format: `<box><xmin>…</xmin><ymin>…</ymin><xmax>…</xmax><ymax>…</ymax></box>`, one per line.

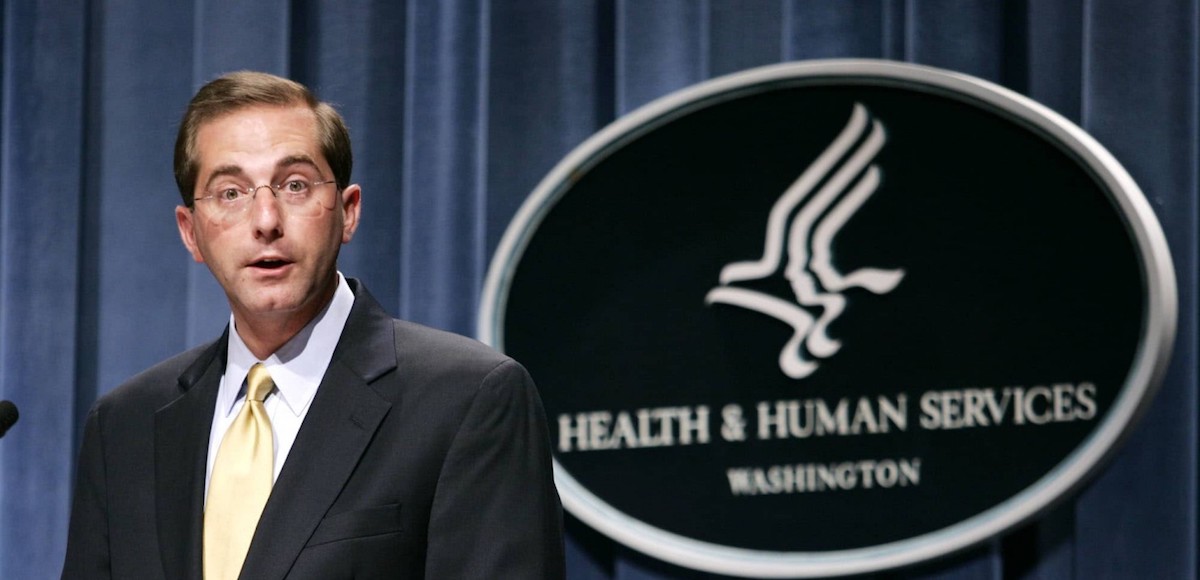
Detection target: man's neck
<box><xmin>235</xmin><ymin>315</ymin><xmax>312</xmax><ymax>360</ymax></box>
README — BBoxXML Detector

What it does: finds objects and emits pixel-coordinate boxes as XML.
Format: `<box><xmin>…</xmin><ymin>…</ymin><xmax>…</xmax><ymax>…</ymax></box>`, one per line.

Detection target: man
<box><xmin>62</xmin><ymin>71</ymin><xmax>565</xmax><ymax>579</ymax></box>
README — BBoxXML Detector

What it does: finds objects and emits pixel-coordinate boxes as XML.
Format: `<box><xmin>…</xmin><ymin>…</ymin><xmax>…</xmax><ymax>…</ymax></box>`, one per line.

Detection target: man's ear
<box><xmin>175</xmin><ymin>205</ymin><xmax>205</xmax><ymax>263</ymax></box>
<box><xmin>339</xmin><ymin>184</ymin><xmax>362</xmax><ymax>244</ymax></box>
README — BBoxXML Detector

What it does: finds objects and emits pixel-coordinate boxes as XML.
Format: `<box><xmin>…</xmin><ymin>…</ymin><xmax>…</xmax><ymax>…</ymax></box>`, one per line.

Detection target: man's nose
<box><xmin>249</xmin><ymin>185</ymin><xmax>283</xmax><ymax>236</ymax></box>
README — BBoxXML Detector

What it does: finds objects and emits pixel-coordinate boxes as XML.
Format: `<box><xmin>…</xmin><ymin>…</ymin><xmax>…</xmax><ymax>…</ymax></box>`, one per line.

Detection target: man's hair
<box><xmin>173</xmin><ymin>71</ymin><xmax>352</xmax><ymax>206</ymax></box>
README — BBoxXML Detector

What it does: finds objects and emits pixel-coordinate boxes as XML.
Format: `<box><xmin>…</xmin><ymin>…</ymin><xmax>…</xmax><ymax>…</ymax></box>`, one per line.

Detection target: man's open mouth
<box><xmin>252</xmin><ymin>259</ymin><xmax>289</xmax><ymax>269</ymax></box>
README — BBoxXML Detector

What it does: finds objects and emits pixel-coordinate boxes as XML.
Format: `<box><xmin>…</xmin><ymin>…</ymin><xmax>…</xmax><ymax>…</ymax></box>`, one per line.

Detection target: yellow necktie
<box><xmin>204</xmin><ymin>363</ymin><xmax>275</xmax><ymax>580</ymax></box>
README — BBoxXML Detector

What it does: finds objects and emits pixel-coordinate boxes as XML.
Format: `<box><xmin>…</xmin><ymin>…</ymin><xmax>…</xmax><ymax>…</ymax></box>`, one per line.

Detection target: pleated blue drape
<box><xmin>1</xmin><ymin>1</ymin><xmax>1195</xmax><ymax>578</ymax></box>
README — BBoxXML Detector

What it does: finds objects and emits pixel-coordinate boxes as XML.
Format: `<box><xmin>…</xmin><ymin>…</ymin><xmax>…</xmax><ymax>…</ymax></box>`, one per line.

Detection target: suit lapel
<box><xmin>239</xmin><ymin>281</ymin><xmax>397</xmax><ymax>580</ymax></box>
<box><xmin>155</xmin><ymin>337</ymin><xmax>226</xmax><ymax>580</ymax></box>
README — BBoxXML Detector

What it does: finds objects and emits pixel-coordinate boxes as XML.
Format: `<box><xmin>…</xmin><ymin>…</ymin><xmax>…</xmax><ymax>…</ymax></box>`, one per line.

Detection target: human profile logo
<box><xmin>706</xmin><ymin>103</ymin><xmax>904</xmax><ymax>379</ymax></box>
<box><xmin>480</xmin><ymin>61</ymin><xmax>1175</xmax><ymax>578</ymax></box>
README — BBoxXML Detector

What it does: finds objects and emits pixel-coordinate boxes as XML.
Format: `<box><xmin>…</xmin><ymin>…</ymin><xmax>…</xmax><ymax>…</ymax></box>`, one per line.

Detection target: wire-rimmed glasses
<box><xmin>193</xmin><ymin>178</ymin><xmax>338</xmax><ymax>226</ymax></box>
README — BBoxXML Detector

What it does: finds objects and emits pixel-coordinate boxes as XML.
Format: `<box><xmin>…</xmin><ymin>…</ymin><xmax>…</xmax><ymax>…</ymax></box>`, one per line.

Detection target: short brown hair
<box><xmin>173</xmin><ymin>71</ymin><xmax>352</xmax><ymax>206</ymax></box>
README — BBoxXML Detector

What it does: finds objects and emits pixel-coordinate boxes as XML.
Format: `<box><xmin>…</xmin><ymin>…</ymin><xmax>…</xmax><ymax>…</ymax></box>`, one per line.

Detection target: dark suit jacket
<box><xmin>61</xmin><ymin>280</ymin><xmax>565</xmax><ymax>579</ymax></box>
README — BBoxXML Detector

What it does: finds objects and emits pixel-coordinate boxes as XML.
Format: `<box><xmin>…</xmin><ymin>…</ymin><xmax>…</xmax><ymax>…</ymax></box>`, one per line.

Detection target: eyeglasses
<box><xmin>193</xmin><ymin>178</ymin><xmax>338</xmax><ymax>225</ymax></box>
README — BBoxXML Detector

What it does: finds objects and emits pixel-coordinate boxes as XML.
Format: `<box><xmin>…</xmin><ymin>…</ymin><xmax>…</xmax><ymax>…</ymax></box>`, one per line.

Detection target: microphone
<box><xmin>0</xmin><ymin>400</ymin><xmax>18</xmax><ymax>438</ymax></box>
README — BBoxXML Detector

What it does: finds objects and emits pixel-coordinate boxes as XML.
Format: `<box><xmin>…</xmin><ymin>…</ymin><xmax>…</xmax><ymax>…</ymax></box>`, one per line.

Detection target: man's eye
<box><xmin>218</xmin><ymin>188</ymin><xmax>243</xmax><ymax>201</ymax></box>
<box><xmin>283</xmin><ymin>179</ymin><xmax>310</xmax><ymax>193</ymax></box>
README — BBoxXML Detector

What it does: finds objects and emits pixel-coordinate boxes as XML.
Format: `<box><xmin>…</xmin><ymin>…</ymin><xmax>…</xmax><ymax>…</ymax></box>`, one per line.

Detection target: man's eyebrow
<box><xmin>203</xmin><ymin>165</ymin><xmax>246</xmax><ymax>188</ymax></box>
<box><xmin>276</xmin><ymin>155</ymin><xmax>322</xmax><ymax>173</ymax></box>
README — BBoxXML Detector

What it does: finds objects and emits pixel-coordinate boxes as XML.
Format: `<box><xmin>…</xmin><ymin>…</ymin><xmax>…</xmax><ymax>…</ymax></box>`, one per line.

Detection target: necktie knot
<box><xmin>246</xmin><ymin>363</ymin><xmax>274</xmax><ymax>403</ymax></box>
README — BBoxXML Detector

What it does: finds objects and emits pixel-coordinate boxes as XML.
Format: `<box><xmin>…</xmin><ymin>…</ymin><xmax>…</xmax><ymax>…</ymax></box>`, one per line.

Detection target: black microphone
<box><xmin>0</xmin><ymin>400</ymin><xmax>18</xmax><ymax>438</ymax></box>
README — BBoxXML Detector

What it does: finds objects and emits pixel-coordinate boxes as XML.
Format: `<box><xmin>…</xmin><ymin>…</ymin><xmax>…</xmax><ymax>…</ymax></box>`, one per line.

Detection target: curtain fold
<box><xmin>397</xmin><ymin>0</ymin><xmax>489</xmax><ymax>333</ymax></box>
<box><xmin>616</xmin><ymin>0</ymin><xmax>708</xmax><ymax>115</ymax></box>
<box><xmin>0</xmin><ymin>2</ymin><xmax>86</xmax><ymax>577</ymax></box>
<box><xmin>1074</xmin><ymin>0</ymin><xmax>1199</xmax><ymax>577</ymax></box>
<box><xmin>0</xmin><ymin>1</ymin><xmax>1195</xmax><ymax>578</ymax></box>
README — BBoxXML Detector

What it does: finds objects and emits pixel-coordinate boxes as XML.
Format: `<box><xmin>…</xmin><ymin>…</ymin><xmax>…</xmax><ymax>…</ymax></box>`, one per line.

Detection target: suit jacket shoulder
<box><xmin>392</xmin><ymin>318</ymin><xmax>523</xmax><ymax>388</ymax></box>
<box><xmin>91</xmin><ymin>337</ymin><xmax>223</xmax><ymax>419</ymax></box>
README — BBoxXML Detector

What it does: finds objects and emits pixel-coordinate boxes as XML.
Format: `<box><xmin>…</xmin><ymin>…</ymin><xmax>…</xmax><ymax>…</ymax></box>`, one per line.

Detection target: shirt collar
<box><xmin>218</xmin><ymin>273</ymin><xmax>356</xmax><ymax>418</ymax></box>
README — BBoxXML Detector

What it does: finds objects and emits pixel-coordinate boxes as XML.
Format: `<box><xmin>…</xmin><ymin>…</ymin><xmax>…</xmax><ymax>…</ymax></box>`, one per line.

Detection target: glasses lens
<box><xmin>277</xmin><ymin>180</ymin><xmax>334</xmax><ymax>218</ymax></box>
<box><xmin>198</xmin><ymin>188</ymin><xmax>250</xmax><ymax>226</ymax></box>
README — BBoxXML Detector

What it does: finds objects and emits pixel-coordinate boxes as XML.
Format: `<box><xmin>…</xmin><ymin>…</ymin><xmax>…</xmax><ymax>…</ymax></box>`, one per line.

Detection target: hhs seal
<box><xmin>480</xmin><ymin>61</ymin><xmax>1175</xmax><ymax>577</ymax></box>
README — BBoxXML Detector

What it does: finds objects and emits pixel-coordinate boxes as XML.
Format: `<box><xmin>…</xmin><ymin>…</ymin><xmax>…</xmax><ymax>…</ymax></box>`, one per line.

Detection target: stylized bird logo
<box><xmin>706</xmin><ymin>103</ymin><xmax>904</xmax><ymax>379</ymax></box>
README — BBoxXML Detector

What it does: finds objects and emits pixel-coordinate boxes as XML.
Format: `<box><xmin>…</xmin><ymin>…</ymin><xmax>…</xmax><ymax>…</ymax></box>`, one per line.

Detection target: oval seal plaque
<box><xmin>479</xmin><ymin>60</ymin><xmax>1176</xmax><ymax>577</ymax></box>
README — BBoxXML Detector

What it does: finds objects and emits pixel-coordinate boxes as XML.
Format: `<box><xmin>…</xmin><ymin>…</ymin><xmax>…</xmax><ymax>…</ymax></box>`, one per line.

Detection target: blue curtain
<box><xmin>1</xmin><ymin>0</ymin><xmax>1195</xmax><ymax>578</ymax></box>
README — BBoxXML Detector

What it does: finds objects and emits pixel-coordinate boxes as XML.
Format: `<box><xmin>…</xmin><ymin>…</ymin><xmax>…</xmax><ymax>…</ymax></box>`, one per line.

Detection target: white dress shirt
<box><xmin>204</xmin><ymin>273</ymin><xmax>355</xmax><ymax>497</ymax></box>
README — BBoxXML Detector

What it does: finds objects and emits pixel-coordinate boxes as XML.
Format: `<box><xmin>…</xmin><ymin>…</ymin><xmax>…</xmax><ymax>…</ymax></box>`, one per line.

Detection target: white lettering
<box><xmin>727</xmin><ymin>458</ymin><xmax>923</xmax><ymax>495</ymax></box>
<box><xmin>920</xmin><ymin>383</ymin><xmax>1098</xmax><ymax>430</ymax></box>
<box><xmin>758</xmin><ymin>395</ymin><xmax>908</xmax><ymax>440</ymax></box>
<box><xmin>1024</xmin><ymin>386</ymin><xmax>1053</xmax><ymax>425</ymax></box>
<box><xmin>1076</xmin><ymin>382</ymin><xmax>1097</xmax><ymax>420</ymax></box>
<box><xmin>558</xmin><ymin>406</ymin><xmax>713</xmax><ymax>452</ymax></box>
<box><xmin>558</xmin><ymin>413</ymin><xmax>588</xmax><ymax>452</ymax></box>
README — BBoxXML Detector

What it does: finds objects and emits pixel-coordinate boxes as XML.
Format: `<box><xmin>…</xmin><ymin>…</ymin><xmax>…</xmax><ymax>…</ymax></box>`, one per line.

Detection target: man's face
<box><xmin>175</xmin><ymin>104</ymin><xmax>360</xmax><ymax>328</ymax></box>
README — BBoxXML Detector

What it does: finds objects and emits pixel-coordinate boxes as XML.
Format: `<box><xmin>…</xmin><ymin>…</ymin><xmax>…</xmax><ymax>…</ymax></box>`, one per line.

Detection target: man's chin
<box><xmin>231</xmin><ymin>294</ymin><xmax>305</xmax><ymax>319</ymax></box>
<box><xmin>227</xmin><ymin>278</ymin><xmax>336</xmax><ymax>326</ymax></box>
